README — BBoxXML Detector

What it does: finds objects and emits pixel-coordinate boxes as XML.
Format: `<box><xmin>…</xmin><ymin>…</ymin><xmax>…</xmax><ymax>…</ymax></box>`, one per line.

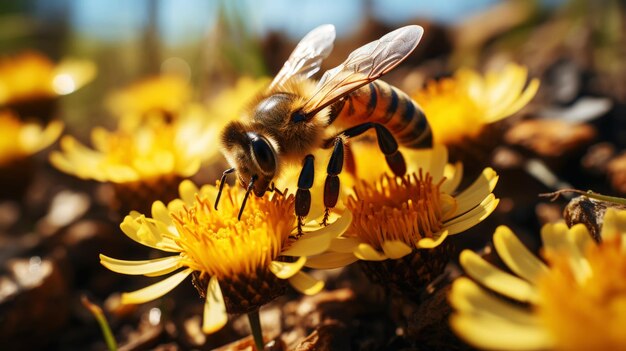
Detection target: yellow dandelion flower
<box><xmin>100</xmin><ymin>180</ymin><xmax>352</xmax><ymax>334</ymax></box>
<box><xmin>0</xmin><ymin>111</ymin><xmax>63</xmax><ymax>166</ymax></box>
<box><xmin>50</xmin><ymin>115</ymin><xmax>218</xmax><ymax>213</ymax></box>
<box><xmin>107</xmin><ymin>74</ymin><xmax>191</xmax><ymax>123</ymax></box>
<box><xmin>450</xmin><ymin>208</ymin><xmax>626</xmax><ymax>350</ymax></box>
<box><xmin>412</xmin><ymin>63</ymin><xmax>539</xmax><ymax>145</ymax></box>
<box><xmin>316</xmin><ymin>144</ymin><xmax>498</xmax><ymax>297</ymax></box>
<box><xmin>0</xmin><ymin>51</ymin><xmax>96</xmax><ymax>104</ymax></box>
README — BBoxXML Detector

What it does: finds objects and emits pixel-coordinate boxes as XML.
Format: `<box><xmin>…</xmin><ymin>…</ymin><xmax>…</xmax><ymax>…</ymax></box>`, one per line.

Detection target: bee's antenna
<box><xmin>238</xmin><ymin>175</ymin><xmax>257</xmax><ymax>220</ymax></box>
<box><xmin>215</xmin><ymin>168</ymin><xmax>235</xmax><ymax>210</ymax></box>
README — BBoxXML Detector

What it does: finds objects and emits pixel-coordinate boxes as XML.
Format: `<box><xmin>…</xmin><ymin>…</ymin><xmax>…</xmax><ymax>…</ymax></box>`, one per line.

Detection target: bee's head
<box><xmin>220</xmin><ymin>121</ymin><xmax>278</xmax><ymax>197</ymax></box>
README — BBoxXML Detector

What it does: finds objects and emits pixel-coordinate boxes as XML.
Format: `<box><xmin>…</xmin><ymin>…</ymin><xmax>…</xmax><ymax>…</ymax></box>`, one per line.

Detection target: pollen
<box><xmin>170</xmin><ymin>184</ymin><xmax>296</xmax><ymax>280</ymax></box>
<box><xmin>346</xmin><ymin>171</ymin><xmax>456</xmax><ymax>249</ymax></box>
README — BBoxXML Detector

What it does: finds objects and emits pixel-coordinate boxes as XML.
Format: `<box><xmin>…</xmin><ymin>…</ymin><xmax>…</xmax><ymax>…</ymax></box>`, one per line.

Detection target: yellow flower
<box><xmin>206</xmin><ymin>76</ymin><xmax>271</xmax><ymax>121</ymax></box>
<box><xmin>412</xmin><ymin>63</ymin><xmax>539</xmax><ymax>145</ymax></box>
<box><xmin>0</xmin><ymin>111</ymin><xmax>63</xmax><ymax>166</ymax></box>
<box><xmin>100</xmin><ymin>180</ymin><xmax>352</xmax><ymax>333</ymax></box>
<box><xmin>338</xmin><ymin>144</ymin><xmax>499</xmax><ymax>261</ymax></box>
<box><xmin>50</xmin><ymin>113</ymin><xmax>218</xmax><ymax>184</ymax></box>
<box><xmin>107</xmin><ymin>74</ymin><xmax>191</xmax><ymax>123</ymax></box>
<box><xmin>0</xmin><ymin>51</ymin><xmax>96</xmax><ymax>104</ymax></box>
<box><xmin>450</xmin><ymin>208</ymin><xmax>626</xmax><ymax>350</ymax></box>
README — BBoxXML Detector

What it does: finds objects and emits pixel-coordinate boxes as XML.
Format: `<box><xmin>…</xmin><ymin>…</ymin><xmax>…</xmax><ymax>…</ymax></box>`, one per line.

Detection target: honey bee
<box><xmin>217</xmin><ymin>24</ymin><xmax>432</xmax><ymax>230</ymax></box>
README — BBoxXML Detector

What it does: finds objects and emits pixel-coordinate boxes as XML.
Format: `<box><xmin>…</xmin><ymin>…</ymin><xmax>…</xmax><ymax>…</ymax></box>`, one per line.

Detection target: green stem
<box><xmin>247</xmin><ymin>309</ymin><xmax>264</xmax><ymax>351</ymax></box>
<box><xmin>81</xmin><ymin>296</ymin><xmax>118</xmax><ymax>351</ymax></box>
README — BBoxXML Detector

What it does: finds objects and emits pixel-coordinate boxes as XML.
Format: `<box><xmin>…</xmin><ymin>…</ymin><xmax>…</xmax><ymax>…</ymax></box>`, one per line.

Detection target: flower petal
<box><xmin>179</xmin><ymin>179</ymin><xmax>199</xmax><ymax>205</ymax></box>
<box><xmin>440</xmin><ymin>162</ymin><xmax>463</xmax><ymax>195</ymax></box>
<box><xmin>288</xmin><ymin>271</ymin><xmax>324</xmax><ymax>295</ymax></box>
<box><xmin>328</xmin><ymin>237</ymin><xmax>360</xmax><ymax>253</ymax></box>
<box><xmin>601</xmin><ymin>208</ymin><xmax>626</xmax><ymax>242</ymax></box>
<box><xmin>417</xmin><ymin>230</ymin><xmax>449</xmax><ymax>248</ymax></box>
<box><xmin>282</xmin><ymin>210</ymin><xmax>352</xmax><ymax>257</ymax></box>
<box><xmin>99</xmin><ymin>254</ymin><xmax>181</xmax><ymax>276</ymax></box>
<box><xmin>305</xmin><ymin>252</ymin><xmax>358</xmax><ymax>269</ymax></box>
<box><xmin>450</xmin><ymin>277</ymin><xmax>540</xmax><ymax>325</ymax></box>
<box><xmin>202</xmin><ymin>276</ymin><xmax>228</xmax><ymax>334</ymax></box>
<box><xmin>121</xmin><ymin>268</ymin><xmax>192</xmax><ymax>305</ymax></box>
<box><xmin>452</xmin><ymin>167</ymin><xmax>498</xmax><ymax>217</ymax></box>
<box><xmin>492</xmin><ymin>226</ymin><xmax>548</xmax><ymax>284</ymax></box>
<box><xmin>445</xmin><ymin>194</ymin><xmax>499</xmax><ymax>235</ymax></box>
<box><xmin>354</xmin><ymin>243</ymin><xmax>388</xmax><ymax>261</ymax></box>
<box><xmin>459</xmin><ymin>250</ymin><xmax>539</xmax><ymax>304</ymax></box>
<box><xmin>381</xmin><ymin>240</ymin><xmax>413</xmax><ymax>259</ymax></box>
<box><xmin>269</xmin><ymin>256</ymin><xmax>307</xmax><ymax>279</ymax></box>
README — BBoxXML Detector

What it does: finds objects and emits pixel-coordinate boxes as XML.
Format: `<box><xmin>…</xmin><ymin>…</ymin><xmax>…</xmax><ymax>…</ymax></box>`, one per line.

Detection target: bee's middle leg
<box><xmin>295</xmin><ymin>154</ymin><xmax>315</xmax><ymax>235</ymax></box>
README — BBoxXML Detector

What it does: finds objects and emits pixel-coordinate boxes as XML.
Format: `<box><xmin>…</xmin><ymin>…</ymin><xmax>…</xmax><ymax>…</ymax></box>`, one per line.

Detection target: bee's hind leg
<box><xmin>295</xmin><ymin>154</ymin><xmax>315</xmax><ymax>235</ymax></box>
<box><xmin>325</xmin><ymin>122</ymin><xmax>406</xmax><ymax>177</ymax></box>
<box><xmin>322</xmin><ymin>137</ymin><xmax>345</xmax><ymax>226</ymax></box>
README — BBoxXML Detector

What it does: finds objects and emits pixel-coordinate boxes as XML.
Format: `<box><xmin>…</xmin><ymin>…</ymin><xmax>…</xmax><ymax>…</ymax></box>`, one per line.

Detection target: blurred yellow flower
<box><xmin>450</xmin><ymin>208</ymin><xmax>626</xmax><ymax>350</ymax></box>
<box><xmin>100</xmin><ymin>180</ymin><xmax>352</xmax><ymax>333</ymax></box>
<box><xmin>107</xmin><ymin>74</ymin><xmax>191</xmax><ymax>126</ymax></box>
<box><xmin>50</xmin><ymin>112</ymin><xmax>218</xmax><ymax>184</ymax></box>
<box><xmin>0</xmin><ymin>111</ymin><xmax>63</xmax><ymax>166</ymax></box>
<box><xmin>0</xmin><ymin>51</ymin><xmax>96</xmax><ymax>105</ymax></box>
<box><xmin>206</xmin><ymin>76</ymin><xmax>270</xmax><ymax>121</ymax></box>
<box><xmin>412</xmin><ymin>63</ymin><xmax>539</xmax><ymax>145</ymax></box>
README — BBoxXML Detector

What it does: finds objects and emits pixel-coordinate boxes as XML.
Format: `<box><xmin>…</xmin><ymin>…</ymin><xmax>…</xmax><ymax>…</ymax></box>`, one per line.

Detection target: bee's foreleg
<box><xmin>295</xmin><ymin>154</ymin><xmax>315</xmax><ymax>235</ymax></box>
<box><xmin>322</xmin><ymin>137</ymin><xmax>344</xmax><ymax>226</ymax></box>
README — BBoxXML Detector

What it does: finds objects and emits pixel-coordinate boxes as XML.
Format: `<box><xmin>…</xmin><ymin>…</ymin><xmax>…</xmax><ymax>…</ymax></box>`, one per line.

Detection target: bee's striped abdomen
<box><xmin>331</xmin><ymin>80</ymin><xmax>431</xmax><ymax>149</ymax></box>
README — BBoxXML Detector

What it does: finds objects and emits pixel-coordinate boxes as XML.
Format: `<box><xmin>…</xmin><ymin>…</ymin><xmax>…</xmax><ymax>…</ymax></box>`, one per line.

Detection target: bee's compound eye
<box><xmin>250</xmin><ymin>136</ymin><xmax>276</xmax><ymax>175</ymax></box>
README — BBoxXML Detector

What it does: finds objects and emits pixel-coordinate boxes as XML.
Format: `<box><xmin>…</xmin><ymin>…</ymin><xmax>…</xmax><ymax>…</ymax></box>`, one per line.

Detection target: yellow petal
<box><xmin>381</xmin><ymin>240</ymin><xmax>413</xmax><ymax>259</ymax></box>
<box><xmin>417</xmin><ymin>230</ymin><xmax>449</xmax><ymax>248</ymax></box>
<box><xmin>440</xmin><ymin>161</ymin><xmax>463</xmax><ymax>195</ymax></box>
<box><xmin>449</xmin><ymin>277</ymin><xmax>539</xmax><ymax>325</ymax></box>
<box><xmin>269</xmin><ymin>256</ymin><xmax>307</xmax><ymax>279</ymax></box>
<box><xmin>305</xmin><ymin>252</ymin><xmax>358</xmax><ymax>269</ymax></box>
<box><xmin>282</xmin><ymin>210</ymin><xmax>352</xmax><ymax>257</ymax></box>
<box><xmin>445</xmin><ymin>194</ymin><xmax>499</xmax><ymax>235</ymax></box>
<box><xmin>451</xmin><ymin>314</ymin><xmax>554</xmax><ymax>351</ymax></box>
<box><xmin>179</xmin><ymin>179</ymin><xmax>199</xmax><ymax>205</ymax></box>
<box><xmin>288</xmin><ymin>271</ymin><xmax>324</xmax><ymax>295</ymax></box>
<box><xmin>99</xmin><ymin>254</ymin><xmax>181</xmax><ymax>276</ymax></box>
<box><xmin>601</xmin><ymin>208</ymin><xmax>626</xmax><ymax>242</ymax></box>
<box><xmin>459</xmin><ymin>250</ymin><xmax>539</xmax><ymax>303</ymax></box>
<box><xmin>121</xmin><ymin>268</ymin><xmax>192</xmax><ymax>305</ymax></box>
<box><xmin>202</xmin><ymin>276</ymin><xmax>228</xmax><ymax>334</ymax></box>
<box><xmin>493</xmin><ymin>226</ymin><xmax>548</xmax><ymax>284</ymax></box>
<box><xmin>328</xmin><ymin>237</ymin><xmax>360</xmax><ymax>253</ymax></box>
<box><xmin>492</xmin><ymin>78</ymin><xmax>540</xmax><ymax>123</ymax></box>
<box><xmin>452</xmin><ymin>167</ymin><xmax>498</xmax><ymax>216</ymax></box>
<box><xmin>354</xmin><ymin>243</ymin><xmax>388</xmax><ymax>261</ymax></box>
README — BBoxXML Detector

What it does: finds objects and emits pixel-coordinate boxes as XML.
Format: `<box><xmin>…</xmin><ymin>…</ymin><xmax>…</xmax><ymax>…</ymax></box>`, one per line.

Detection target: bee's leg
<box><xmin>324</xmin><ymin>122</ymin><xmax>406</xmax><ymax>177</ymax></box>
<box><xmin>296</xmin><ymin>154</ymin><xmax>315</xmax><ymax>235</ymax></box>
<box><xmin>322</xmin><ymin>137</ymin><xmax>344</xmax><ymax>226</ymax></box>
<box><xmin>372</xmin><ymin>124</ymin><xmax>406</xmax><ymax>177</ymax></box>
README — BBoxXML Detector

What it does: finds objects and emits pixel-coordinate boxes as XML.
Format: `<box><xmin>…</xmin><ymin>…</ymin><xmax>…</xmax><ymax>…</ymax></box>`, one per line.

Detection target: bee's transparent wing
<box><xmin>302</xmin><ymin>25</ymin><xmax>424</xmax><ymax>117</ymax></box>
<box><xmin>268</xmin><ymin>24</ymin><xmax>336</xmax><ymax>91</ymax></box>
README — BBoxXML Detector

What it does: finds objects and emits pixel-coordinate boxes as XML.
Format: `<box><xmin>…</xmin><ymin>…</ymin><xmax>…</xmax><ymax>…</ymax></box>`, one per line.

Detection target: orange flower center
<box><xmin>346</xmin><ymin>171</ymin><xmax>455</xmax><ymax>249</ymax></box>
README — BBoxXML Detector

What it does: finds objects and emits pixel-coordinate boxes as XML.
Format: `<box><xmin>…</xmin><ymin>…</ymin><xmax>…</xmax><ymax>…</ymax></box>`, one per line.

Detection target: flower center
<box><xmin>536</xmin><ymin>237</ymin><xmax>626</xmax><ymax>350</ymax></box>
<box><xmin>346</xmin><ymin>171</ymin><xmax>454</xmax><ymax>249</ymax></box>
<box><xmin>170</xmin><ymin>185</ymin><xmax>295</xmax><ymax>279</ymax></box>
